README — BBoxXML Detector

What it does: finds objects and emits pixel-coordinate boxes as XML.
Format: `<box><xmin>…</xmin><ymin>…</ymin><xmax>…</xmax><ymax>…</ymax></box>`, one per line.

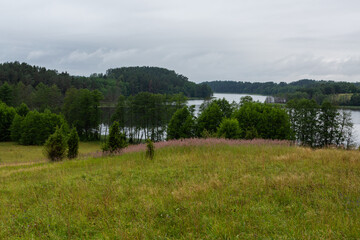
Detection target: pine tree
<box><xmin>67</xmin><ymin>127</ymin><xmax>79</xmax><ymax>159</ymax></box>
<box><xmin>103</xmin><ymin>121</ymin><xmax>127</xmax><ymax>153</ymax></box>
<box><xmin>43</xmin><ymin>127</ymin><xmax>67</xmax><ymax>161</ymax></box>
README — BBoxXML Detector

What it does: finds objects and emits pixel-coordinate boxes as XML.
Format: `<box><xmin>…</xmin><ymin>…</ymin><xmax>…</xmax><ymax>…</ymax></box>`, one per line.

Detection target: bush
<box><xmin>167</xmin><ymin>106</ymin><xmax>196</xmax><ymax>140</ymax></box>
<box><xmin>217</xmin><ymin>118</ymin><xmax>241</xmax><ymax>139</ymax></box>
<box><xmin>13</xmin><ymin>110</ymin><xmax>68</xmax><ymax>145</ymax></box>
<box><xmin>67</xmin><ymin>127</ymin><xmax>79</xmax><ymax>159</ymax></box>
<box><xmin>44</xmin><ymin>127</ymin><xmax>67</xmax><ymax>161</ymax></box>
<box><xmin>145</xmin><ymin>139</ymin><xmax>155</xmax><ymax>160</ymax></box>
<box><xmin>103</xmin><ymin>121</ymin><xmax>127</xmax><ymax>153</ymax></box>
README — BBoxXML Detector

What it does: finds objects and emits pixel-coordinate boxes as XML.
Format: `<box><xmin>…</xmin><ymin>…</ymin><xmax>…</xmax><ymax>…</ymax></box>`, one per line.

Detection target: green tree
<box><xmin>0</xmin><ymin>82</ymin><xmax>13</xmax><ymax>106</ymax></box>
<box><xmin>10</xmin><ymin>114</ymin><xmax>23</xmax><ymax>142</ymax></box>
<box><xmin>67</xmin><ymin>127</ymin><xmax>80</xmax><ymax>159</ymax></box>
<box><xmin>233</xmin><ymin>102</ymin><xmax>291</xmax><ymax>140</ymax></box>
<box><xmin>16</xmin><ymin>103</ymin><xmax>29</xmax><ymax>117</ymax></box>
<box><xmin>31</xmin><ymin>83</ymin><xmax>63</xmax><ymax>112</ymax></box>
<box><xmin>318</xmin><ymin>101</ymin><xmax>338</xmax><ymax>147</ymax></box>
<box><xmin>212</xmin><ymin>98</ymin><xmax>233</xmax><ymax>118</ymax></box>
<box><xmin>217</xmin><ymin>118</ymin><xmax>241</xmax><ymax>139</ymax></box>
<box><xmin>0</xmin><ymin>102</ymin><xmax>16</xmax><ymax>141</ymax></box>
<box><xmin>63</xmin><ymin>88</ymin><xmax>103</xmax><ymax>140</ymax></box>
<box><xmin>167</xmin><ymin>106</ymin><xmax>196</xmax><ymax>139</ymax></box>
<box><xmin>287</xmin><ymin>99</ymin><xmax>319</xmax><ymax>147</ymax></box>
<box><xmin>16</xmin><ymin>110</ymin><xmax>68</xmax><ymax>145</ymax></box>
<box><xmin>196</xmin><ymin>102</ymin><xmax>223</xmax><ymax>137</ymax></box>
<box><xmin>103</xmin><ymin>121</ymin><xmax>127</xmax><ymax>153</ymax></box>
<box><xmin>43</xmin><ymin>127</ymin><xmax>67</xmax><ymax>161</ymax></box>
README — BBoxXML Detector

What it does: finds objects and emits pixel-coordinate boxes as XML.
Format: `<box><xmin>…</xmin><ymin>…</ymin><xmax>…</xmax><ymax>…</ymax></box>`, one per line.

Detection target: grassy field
<box><xmin>0</xmin><ymin>142</ymin><xmax>101</xmax><ymax>165</ymax></box>
<box><xmin>0</xmin><ymin>141</ymin><xmax>360</xmax><ymax>239</ymax></box>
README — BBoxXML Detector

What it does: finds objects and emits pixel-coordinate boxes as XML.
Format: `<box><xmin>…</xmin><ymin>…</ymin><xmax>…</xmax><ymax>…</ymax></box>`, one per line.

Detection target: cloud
<box><xmin>1</xmin><ymin>0</ymin><xmax>360</xmax><ymax>82</ymax></box>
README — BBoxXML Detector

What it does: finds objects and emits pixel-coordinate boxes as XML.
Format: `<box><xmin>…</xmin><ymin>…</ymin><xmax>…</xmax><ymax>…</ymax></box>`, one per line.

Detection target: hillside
<box><xmin>0</xmin><ymin>62</ymin><xmax>212</xmax><ymax>105</ymax></box>
<box><xmin>1</xmin><ymin>139</ymin><xmax>359</xmax><ymax>239</ymax></box>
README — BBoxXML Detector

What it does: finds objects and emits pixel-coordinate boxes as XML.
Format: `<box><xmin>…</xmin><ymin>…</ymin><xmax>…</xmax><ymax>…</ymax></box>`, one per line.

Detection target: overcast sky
<box><xmin>1</xmin><ymin>0</ymin><xmax>360</xmax><ymax>83</ymax></box>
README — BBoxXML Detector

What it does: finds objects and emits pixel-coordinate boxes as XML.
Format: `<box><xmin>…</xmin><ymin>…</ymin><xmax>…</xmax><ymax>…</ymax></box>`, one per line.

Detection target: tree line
<box><xmin>2</xmin><ymin>93</ymin><xmax>355</xmax><ymax>149</ymax></box>
<box><xmin>0</xmin><ymin>62</ymin><xmax>212</xmax><ymax>110</ymax></box>
<box><xmin>167</xmin><ymin>97</ymin><xmax>292</xmax><ymax>141</ymax></box>
<box><xmin>167</xmin><ymin>97</ymin><xmax>354</xmax><ymax>149</ymax></box>
<box><xmin>111</xmin><ymin>92</ymin><xmax>187</xmax><ymax>142</ymax></box>
<box><xmin>204</xmin><ymin>79</ymin><xmax>360</xmax><ymax>106</ymax></box>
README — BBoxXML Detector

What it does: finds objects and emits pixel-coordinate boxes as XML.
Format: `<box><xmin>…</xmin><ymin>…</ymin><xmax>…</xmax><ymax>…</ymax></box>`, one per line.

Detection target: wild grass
<box><xmin>0</xmin><ymin>142</ymin><xmax>101</xmax><ymax>165</ymax></box>
<box><xmin>0</xmin><ymin>141</ymin><xmax>359</xmax><ymax>239</ymax></box>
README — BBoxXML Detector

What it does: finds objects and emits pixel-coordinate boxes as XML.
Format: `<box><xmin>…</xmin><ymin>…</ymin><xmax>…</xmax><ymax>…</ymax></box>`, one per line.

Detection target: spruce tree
<box><xmin>67</xmin><ymin>127</ymin><xmax>79</xmax><ymax>159</ymax></box>
<box><xmin>103</xmin><ymin>121</ymin><xmax>127</xmax><ymax>153</ymax></box>
<box><xmin>44</xmin><ymin>127</ymin><xmax>67</xmax><ymax>161</ymax></box>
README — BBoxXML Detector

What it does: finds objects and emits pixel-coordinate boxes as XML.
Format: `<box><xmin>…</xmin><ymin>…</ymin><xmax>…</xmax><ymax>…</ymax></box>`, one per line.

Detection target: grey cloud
<box><xmin>1</xmin><ymin>0</ymin><xmax>360</xmax><ymax>82</ymax></box>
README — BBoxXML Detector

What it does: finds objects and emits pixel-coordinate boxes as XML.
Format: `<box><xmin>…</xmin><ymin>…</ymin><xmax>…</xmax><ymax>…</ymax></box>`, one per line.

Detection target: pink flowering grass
<box><xmin>85</xmin><ymin>138</ymin><xmax>292</xmax><ymax>159</ymax></box>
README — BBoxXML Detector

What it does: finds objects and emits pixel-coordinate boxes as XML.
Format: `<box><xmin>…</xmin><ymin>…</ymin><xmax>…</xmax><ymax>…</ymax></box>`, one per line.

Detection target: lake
<box><xmin>188</xmin><ymin>93</ymin><xmax>360</xmax><ymax>147</ymax></box>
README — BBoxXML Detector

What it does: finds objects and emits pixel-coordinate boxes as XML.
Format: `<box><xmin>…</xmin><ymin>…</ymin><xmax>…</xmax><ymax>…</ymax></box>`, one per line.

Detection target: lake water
<box><xmin>188</xmin><ymin>93</ymin><xmax>360</xmax><ymax>147</ymax></box>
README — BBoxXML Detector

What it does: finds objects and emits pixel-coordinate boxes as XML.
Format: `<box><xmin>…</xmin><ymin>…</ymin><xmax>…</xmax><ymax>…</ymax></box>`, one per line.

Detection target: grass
<box><xmin>0</xmin><ymin>141</ymin><xmax>360</xmax><ymax>239</ymax></box>
<box><xmin>0</xmin><ymin>142</ymin><xmax>101</xmax><ymax>165</ymax></box>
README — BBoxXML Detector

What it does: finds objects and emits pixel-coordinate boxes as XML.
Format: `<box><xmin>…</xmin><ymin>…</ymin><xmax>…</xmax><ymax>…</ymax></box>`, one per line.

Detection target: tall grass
<box><xmin>0</xmin><ymin>142</ymin><xmax>101</xmax><ymax>165</ymax></box>
<box><xmin>0</xmin><ymin>142</ymin><xmax>359</xmax><ymax>239</ymax></box>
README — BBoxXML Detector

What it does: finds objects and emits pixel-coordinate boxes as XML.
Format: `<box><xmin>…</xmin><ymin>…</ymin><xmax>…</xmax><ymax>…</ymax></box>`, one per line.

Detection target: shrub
<box><xmin>145</xmin><ymin>139</ymin><xmax>155</xmax><ymax>160</ymax></box>
<box><xmin>103</xmin><ymin>121</ymin><xmax>127</xmax><ymax>153</ymax></box>
<box><xmin>167</xmin><ymin>106</ymin><xmax>196</xmax><ymax>140</ymax></box>
<box><xmin>67</xmin><ymin>127</ymin><xmax>79</xmax><ymax>159</ymax></box>
<box><xmin>44</xmin><ymin>127</ymin><xmax>67</xmax><ymax>161</ymax></box>
<box><xmin>15</xmin><ymin>110</ymin><xmax>68</xmax><ymax>145</ymax></box>
<box><xmin>217</xmin><ymin>118</ymin><xmax>241</xmax><ymax>139</ymax></box>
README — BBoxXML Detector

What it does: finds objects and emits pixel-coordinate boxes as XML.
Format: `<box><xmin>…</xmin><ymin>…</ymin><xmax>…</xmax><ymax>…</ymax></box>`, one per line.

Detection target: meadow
<box><xmin>0</xmin><ymin>140</ymin><xmax>360</xmax><ymax>239</ymax></box>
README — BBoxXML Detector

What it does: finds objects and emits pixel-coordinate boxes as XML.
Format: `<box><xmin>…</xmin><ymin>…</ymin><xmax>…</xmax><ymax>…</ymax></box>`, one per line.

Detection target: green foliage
<box><xmin>103</xmin><ymin>121</ymin><xmax>127</xmax><ymax>153</ymax></box>
<box><xmin>0</xmin><ymin>82</ymin><xmax>13</xmax><ymax>106</ymax></box>
<box><xmin>31</xmin><ymin>83</ymin><xmax>63</xmax><ymax>112</ymax></box>
<box><xmin>9</xmin><ymin>114</ymin><xmax>23</xmax><ymax>142</ymax></box>
<box><xmin>349</xmin><ymin>93</ymin><xmax>360</xmax><ymax>106</ymax></box>
<box><xmin>0</xmin><ymin>102</ymin><xmax>16</xmax><ymax>141</ymax></box>
<box><xmin>244</xmin><ymin>126</ymin><xmax>259</xmax><ymax>140</ymax></box>
<box><xmin>43</xmin><ymin>127</ymin><xmax>67</xmax><ymax>161</ymax></box>
<box><xmin>12</xmin><ymin>110</ymin><xmax>68</xmax><ymax>145</ymax></box>
<box><xmin>15</xmin><ymin>103</ymin><xmax>29</xmax><ymax>117</ymax></box>
<box><xmin>63</xmin><ymin>88</ymin><xmax>103</xmax><ymax>141</ymax></box>
<box><xmin>240</xmin><ymin>96</ymin><xmax>253</xmax><ymax>105</ymax></box>
<box><xmin>145</xmin><ymin>139</ymin><xmax>155</xmax><ymax>160</ymax></box>
<box><xmin>106</xmin><ymin>66</ymin><xmax>212</xmax><ymax>98</ymax></box>
<box><xmin>233</xmin><ymin>102</ymin><xmax>291</xmax><ymax>140</ymax></box>
<box><xmin>0</xmin><ymin>62</ymin><xmax>212</xmax><ymax>108</ymax></box>
<box><xmin>287</xmin><ymin>99</ymin><xmax>354</xmax><ymax>148</ymax></box>
<box><xmin>217</xmin><ymin>118</ymin><xmax>241</xmax><ymax>139</ymax></box>
<box><xmin>197</xmin><ymin>102</ymin><xmax>223</xmax><ymax>136</ymax></box>
<box><xmin>167</xmin><ymin>106</ymin><xmax>196</xmax><ymax>140</ymax></box>
<box><xmin>67</xmin><ymin>128</ymin><xmax>80</xmax><ymax>159</ymax></box>
<box><xmin>112</xmin><ymin>93</ymin><xmax>187</xmax><ymax>142</ymax></box>
<box><xmin>205</xmin><ymin>79</ymin><xmax>359</xmax><ymax>101</ymax></box>
<box><xmin>287</xmin><ymin>99</ymin><xmax>319</xmax><ymax>146</ymax></box>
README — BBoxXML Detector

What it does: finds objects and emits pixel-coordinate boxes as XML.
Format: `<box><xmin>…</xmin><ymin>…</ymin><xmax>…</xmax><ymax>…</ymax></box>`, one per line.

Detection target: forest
<box><xmin>204</xmin><ymin>79</ymin><xmax>360</xmax><ymax>106</ymax></box>
<box><xmin>0</xmin><ymin>62</ymin><xmax>212</xmax><ymax>111</ymax></box>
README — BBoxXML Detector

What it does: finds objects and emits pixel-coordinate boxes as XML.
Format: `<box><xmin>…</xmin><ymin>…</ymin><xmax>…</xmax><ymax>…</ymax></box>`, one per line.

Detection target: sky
<box><xmin>1</xmin><ymin>0</ymin><xmax>360</xmax><ymax>83</ymax></box>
